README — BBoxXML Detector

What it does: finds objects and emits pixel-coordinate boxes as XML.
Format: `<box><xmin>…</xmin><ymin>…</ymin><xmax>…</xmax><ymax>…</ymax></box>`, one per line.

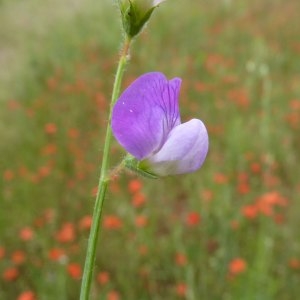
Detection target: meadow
<box><xmin>1</xmin><ymin>0</ymin><xmax>300</xmax><ymax>299</ymax></box>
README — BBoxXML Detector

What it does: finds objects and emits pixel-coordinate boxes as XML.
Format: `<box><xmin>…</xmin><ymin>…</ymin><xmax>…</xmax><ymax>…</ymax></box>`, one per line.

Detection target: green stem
<box><xmin>80</xmin><ymin>37</ymin><xmax>131</xmax><ymax>300</ymax></box>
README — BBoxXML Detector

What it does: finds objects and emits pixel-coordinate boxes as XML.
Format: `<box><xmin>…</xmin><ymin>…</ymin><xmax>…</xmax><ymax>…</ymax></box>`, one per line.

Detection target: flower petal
<box><xmin>146</xmin><ymin>119</ymin><xmax>208</xmax><ymax>175</ymax></box>
<box><xmin>111</xmin><ymin>72</ymin><xmax>181</xmax><ymax>160</ymax></box>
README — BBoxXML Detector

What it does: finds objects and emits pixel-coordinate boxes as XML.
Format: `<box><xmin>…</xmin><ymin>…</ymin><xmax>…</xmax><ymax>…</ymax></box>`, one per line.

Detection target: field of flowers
<box><xmin>1</xmin><ymin>0</ymin><xmax>300</xmax><ymax>299</ymax></box>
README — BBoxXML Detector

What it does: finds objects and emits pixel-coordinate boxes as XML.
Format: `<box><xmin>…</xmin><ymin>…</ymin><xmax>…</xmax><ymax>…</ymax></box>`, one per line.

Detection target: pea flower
<box><xmin>111</xmin><ymin>72</ymin><xmax>209</xmax><ymax>176</ymax></box>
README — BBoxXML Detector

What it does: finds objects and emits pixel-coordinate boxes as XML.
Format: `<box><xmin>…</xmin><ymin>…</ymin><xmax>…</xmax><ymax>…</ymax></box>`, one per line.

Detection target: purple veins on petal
<box><xmin>111</xmin><ymin>72</ymin><xmax>181</xmax><ymax>160</ymax></box>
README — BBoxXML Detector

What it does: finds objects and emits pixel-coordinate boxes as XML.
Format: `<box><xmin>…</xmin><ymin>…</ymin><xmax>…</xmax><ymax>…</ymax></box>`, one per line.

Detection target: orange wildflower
<box><xmin>256</xmin><ymin>191</ymin><xmax>287</xmax><ymax>216</ymax></box>
<box><xmin>214</xmin><ymin>172</ymin><xmax>228</xmax><ymax>184</ymax></box>
<box><xmin>128</xmin><ymin>179</ymin><xmax>143</xmax><ymax>193</ymax></box>
<box><xmin>79</xmin><ymin>215</ymin><xmax>92</xmax><ymax>230</ymax></box>
<box><xmin>135</xmin><ymin>215</ymin><xmax>148</xmax><ymax>228</ymax></box>
<box><xmin>259</xmin><ymin>191</ymin><xmax>287</xmax><ymax>207</ymax></box>
<box><xmin>242</xmin><ymin>205</ymin><xmax>258</xmax><ymax>219</ymax></box>
<box><xmin>237</xmin><ymin>182</ymin><xmax>250</xmax><ymax>195</ymax></box>
<box><xmin>55</xmin><ymin>222</ymin><xmax>76</xmax><ymax>243</ymax></box>
<box><xmin>26</xmin><ymin>108</ymin><xmax>34</xmax><ymax>118</ymax></box>
<box><xmin>186</xmin><ymin>212</ymin><xmax>201</xmax><ymax>226</ymax></box>
<box><xmin>237</xmin><ymin>172</ymin><xmax>248</xmax><ymax>182</ymax></box>
<box><xmin>237</xmin><ymin>172</ymin><xmax>250</xmax><ymax>194</ymax></box>
<box><xmin>2</xmin><ymin>267</ymin><xmax>19</xmax><ymax>281</ymax></box>
<box><xmin>290</xmin><ymin>99</ymin><xmax>300</xmax><ymax>110</ymax></box>
<box><xmin>46</xmin><ymin>76</ymin><xmax>58</xmax><ymax>90</ymax></box>
<box><xmin>11</xmin><ymin>250</ymin><xmax>26</xmax><ymax>265</ymax></box>
<box><xmin>110</xmin><ymin>181</ymin><xmax>120</xmax><ymax>194</ymax></box>
<box><xmin>19</xmin><ymin>227</ymin><xmax>34</xmax><ymax>241</ymax></box>
<box><xmin>95</xmin><ymin>92</ymin><xmax>106</xmax><ymax>108</ymax></box>
<box><xmin>3</xmin><ymin>169</ymin><xmax>14</xmax><ymax>181</ymax></box>
<box><xmin>201</xmin><ymin>189</ymin><xmax>213</xmax><ymax>202</ymax></box>
<box><xmin>175</xmin><ymin>282</ymin><xmax>187</xmax><ymax>297</ymax></box>
<box><xmin>138</xmin><ymin>245</ymin><xmax>148</xmax><ymax>256</ymax></box>
<box><xmin>44</xmin><ymin>208</ymin><xmax>55</xmax><ymax>223</ymax></box>
<box><xmin>194</xmin><ymin>81</ymin><xmax>208</xmax><ymax>92</ymax></box>
<box><xmin>208</xmin><ymin>124</ymin><xmax>224</xmax><ymax>135</ymax></box>
<box><xmin>91</xmin><ymin>186</ymin><xmax>98</xmax><ymax>197</ymax></box>
<box><xmin>205</xmin><ymin>53</ymin><xmax>229</xmax><ymax>73</ymax></box>
<box><xmin>107</xmin><ymin>290</ymin><xmax>120</xmax><ymax>300</ymax></box>
<box><xmin>230</xmin><ymin>220</ymin><xmax>240</xmax><ymax>230</ymax></box>
<box><xmin>222</xmin><ymin>74</ymin><xmax>238</xmax><ymax>84</ymax></box>
<box><xmin>250</xmin><ymin>162</ymin><xmax>261</xmax><ymax>174</ymax></box>
<box><xmin>18</xmin><ymin>165</ymin><xmax>29</xmax><ymax>177</ymax></box>
<box><xmin>263</xmin><ymin>174</ymin><xmax>280</xmax><ymax>188</ymax></box>
<box><xmin>7</xmin><ymin>99</ymin><xmax>21</xmax><ymax>110</ymax></box>
<box><xmin>48</xmin><ymin>248</ymin><xmax>66</xmax><ymax>261</ymax></box>
<box><xmin>17</xmin><ymin>290</ymin><xmax>36</xmax><ymax>300</ymax></box>
<box><xmin>175</xmin><ymin>253</ymin><xmax>187</xmax><ymax>266</ymax></box>
<box><xmin>67</xmin><ymin>263</ymin><xmax>82</xmax><ymax>279</ymax></box>
<box><xmin>68</xmin><ymin>128</ymin><xmax>80</xmax><ymax>139</ymax></box>
<box><xmin>131</xmin><ymin>192</ymin><xmax>146</xmax><ymax>207</ymax></box>
<box><xmin>38</xmin><ymin>165</ymin><xmax>51</xmax><ymax>178</ymax></box>
<box><xmin>44</xmin><ymin>123</ymin><xmax>57</xmax><ymax>134</ymax></box>
<box><xmin>103</xmin><ymin>215</ymin><xmax>123</xmax><ymax>230</ymax></box>
<box><xmin>227</xmin><ymin>88</ymin><xmax>250</xmax><ymax>108</ymax></box>
<box><xmin>35</xmin><ymin>208</ymin><xmax>55</xmax><ymax>228</ymax></box>
<box><xmin>289</xmin><ymin>258</ymin><xmax>300</xmax><ymax>270</ymax></box>
<box><xmin>41</xmin><ymin>143</ymin><xmax>57</xmax><ymax>156</ymax></box>
<box><xmin>33</xmin><ymin>216</ymin><xmax>45</xmax><ymax>228</ymax></box>
<box><xmin>97</xmin><ymin>271</ymin><xmax>110</xmax><ymax>285</ymax></box>
<box><xmin>0</xmin><ymin>246</ymin><xmax>5</xmax><ymax>260</ymax></box>
<box><xmin>286</xmin><ymin>112</ymin><xmax>299</xmax><ymax>128</ymax></box>
<box><xmin>229</xmin><ymin>258</ymin><xmax>247</xmax><ymax>275</ymax></box>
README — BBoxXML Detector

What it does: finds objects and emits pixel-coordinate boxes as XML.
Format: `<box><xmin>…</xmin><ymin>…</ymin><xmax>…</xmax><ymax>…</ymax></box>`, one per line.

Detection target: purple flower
<box><xmin>111</xmin><ymin>72</ymin><xmax>209</xmax><ymax>176</ymax></box>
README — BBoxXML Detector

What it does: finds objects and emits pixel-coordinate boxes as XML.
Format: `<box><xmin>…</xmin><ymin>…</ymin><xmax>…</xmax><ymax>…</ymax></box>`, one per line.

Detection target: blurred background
<box><xmin>1</xmin><ymin>0</ymin><xmax>300</xmax><ymax>299</ymax></box>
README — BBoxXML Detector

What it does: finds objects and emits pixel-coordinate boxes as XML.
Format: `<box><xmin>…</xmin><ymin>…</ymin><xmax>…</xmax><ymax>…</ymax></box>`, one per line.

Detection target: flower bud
<box><xmin>118</xmin><ymin>0</ymin><xmax>166</xmax><ymax>38</ymax></box>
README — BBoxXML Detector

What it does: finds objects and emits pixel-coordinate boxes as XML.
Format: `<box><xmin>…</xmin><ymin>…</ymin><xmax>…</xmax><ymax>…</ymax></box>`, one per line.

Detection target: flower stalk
<box><xmin>79</xmin><ymin>36</ymin><xmax>131</xmax><ymax>300</ymax></box>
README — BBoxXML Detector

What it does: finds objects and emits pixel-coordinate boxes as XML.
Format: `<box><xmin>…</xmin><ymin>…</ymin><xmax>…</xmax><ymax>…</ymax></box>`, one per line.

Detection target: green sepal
<box><xmin>124</xmin><ymin>155</ymin><xmax>159</xmax><ymax>179</ymax></box>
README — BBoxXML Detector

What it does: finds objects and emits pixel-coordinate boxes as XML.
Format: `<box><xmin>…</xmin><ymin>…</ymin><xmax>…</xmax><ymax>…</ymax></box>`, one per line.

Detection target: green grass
<box><xmin>1</xmin><ymin>0</ymin><xmax>300</xmax><ymax>299</ymax></box>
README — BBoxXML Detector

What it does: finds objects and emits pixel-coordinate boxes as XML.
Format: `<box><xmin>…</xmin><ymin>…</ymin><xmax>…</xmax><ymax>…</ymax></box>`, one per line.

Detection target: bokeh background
<box><xmin>1</xmin><ymin>0</ymin><xmax>300</xmax><ymax>299</ymax></box>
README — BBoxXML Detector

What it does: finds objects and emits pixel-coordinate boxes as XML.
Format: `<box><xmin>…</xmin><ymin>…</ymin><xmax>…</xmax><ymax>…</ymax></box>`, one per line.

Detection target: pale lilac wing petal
<box><xmin>111</xmin><ymin>72</ymin><xmax>181</xmax><ymax>160</ymax></box>
<box><xmin>147</xmin><ymin>119</ymin><xmax>208</xmax><ymax>175</ymax></box>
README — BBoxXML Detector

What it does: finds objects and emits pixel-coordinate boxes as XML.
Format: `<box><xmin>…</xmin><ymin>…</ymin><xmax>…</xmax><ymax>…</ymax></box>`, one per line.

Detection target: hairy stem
<box><xmin>80</xmin><ymin>37</ymin><xmax>131</xmax><ymax>300</ymax></box>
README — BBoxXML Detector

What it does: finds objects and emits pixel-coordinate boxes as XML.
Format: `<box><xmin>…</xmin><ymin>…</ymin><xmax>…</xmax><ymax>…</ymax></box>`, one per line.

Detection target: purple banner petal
<box><xmin>112</xmin><ymin>72</ymin><xmax>181</xmax><ymax>160</ymax></box>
